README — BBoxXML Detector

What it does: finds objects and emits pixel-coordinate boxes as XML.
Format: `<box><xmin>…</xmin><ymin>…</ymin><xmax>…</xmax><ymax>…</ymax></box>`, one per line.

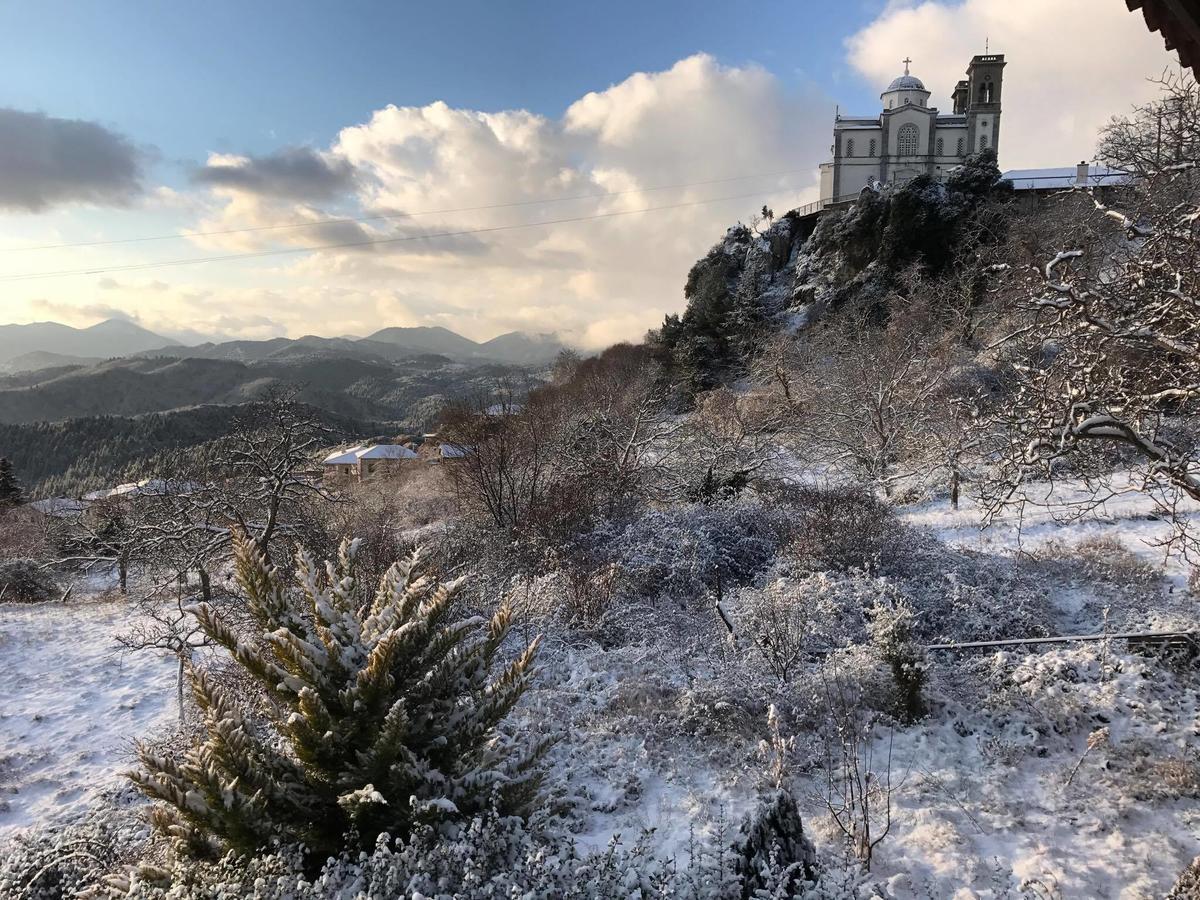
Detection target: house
<box><xmin>1000</xmin><ymin>162</ymin><xmax>1134</xmax><ymax>210</ymax></box>
<box><xmin>322</xmin><ymin>444</ymin><xmax>419</xmax><ymax>482</ymax></box>
<box><xmin>29</xmin><ymin>497</ymin><xmax>89</xmax><ymax>518</ymax></box>
<box><xmin>80</xmin><ymin>478</ymin><xmax>198</xmax><ymax>502</ymax></box>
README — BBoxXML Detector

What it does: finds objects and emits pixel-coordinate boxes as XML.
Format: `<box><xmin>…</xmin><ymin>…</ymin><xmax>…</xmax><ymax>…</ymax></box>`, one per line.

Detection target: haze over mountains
<box><xmin>0</xmin><ymin>318</ymin><xmax>566</xmax><ymax>372</ymax></box>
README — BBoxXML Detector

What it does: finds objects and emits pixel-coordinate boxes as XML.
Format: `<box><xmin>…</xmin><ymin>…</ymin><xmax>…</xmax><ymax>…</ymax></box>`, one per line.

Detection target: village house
<box><xmin>322</xmin><ymin>444</ymin><xmax>420</xmax><ymax>483</ymax></box>
<box><xmin>1000</xmin><ymin>161</ymin><xmax>1134</xmax><ymax>210</ymax></box>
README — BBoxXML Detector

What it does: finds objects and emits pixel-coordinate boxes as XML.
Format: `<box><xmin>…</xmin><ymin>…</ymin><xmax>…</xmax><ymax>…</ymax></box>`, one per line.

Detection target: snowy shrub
<box><xmin>768</xmin><ymin>484</ymin><xmax>900</xmax><ymax>572</ymax></box>
<box><xmin>579</xmin><ymin>499</ymin><xmax>789</xmax><ymax>604</ymax></box>
<box><xmin>866</xmin><ymin>597</ymin><xmax>927</xmax><ymax>722</ymax></box>
<box><xmin>128</xmin><ymin>530</ymin><xmax>550</xmax><ymax>863</ymax></box>
<box><xmin>0</xmin><ymin>558</ymin><xmax>60</xmax><ymax>603</ymax></box>
<box><xmin>112</xmin><ymin>807</ymin><xmax>862</xmax><ymax>900</ymax></box>
<box><xmin>1169</xmin><ymin>856</ymin><xmax>1200</xmax><ymax>900</ymax></box>
<box><xmin>880</xmin><ymin>541</ymin><xmax>1056</xmax><ymax>644</ymax></box>
<box><xmin>0</xmin><ymin>798</ymin><xmax>147</xmax><ymax>899</ymax></box>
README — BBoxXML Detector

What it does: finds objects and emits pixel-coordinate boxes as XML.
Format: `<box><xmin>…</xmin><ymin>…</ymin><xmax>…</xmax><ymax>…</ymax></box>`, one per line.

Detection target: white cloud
<box><xmin>845</xmin><ymin>0</ymin><xmax>1172</xmax><ymax>169</ymax></box>
<box><xmin>177</xmin><ymin>54</ymin><xmax>831</xmax><ymax>348</ymax></box>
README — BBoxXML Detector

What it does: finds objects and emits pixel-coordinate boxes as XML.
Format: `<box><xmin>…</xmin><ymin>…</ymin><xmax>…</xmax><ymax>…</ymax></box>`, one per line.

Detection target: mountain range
<box><xmin>0</xmin><ymin>319</ymin><xmax>566</xmax><ymax>372</ymax></box>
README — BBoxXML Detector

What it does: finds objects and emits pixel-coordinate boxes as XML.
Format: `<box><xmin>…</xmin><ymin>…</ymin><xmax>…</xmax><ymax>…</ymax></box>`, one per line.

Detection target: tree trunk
<box><xmin>950</xmin><ymin>465</ymin><xmax>961</xmax><ymax>510</ymax></box>
<box><xmin>177</xmin><ymin>654</ymin><xmax>186</xmax><ymax>723</ymax></box>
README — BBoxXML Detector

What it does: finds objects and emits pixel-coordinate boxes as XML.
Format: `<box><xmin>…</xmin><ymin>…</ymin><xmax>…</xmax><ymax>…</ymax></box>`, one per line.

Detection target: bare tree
<box><xmin>115</xmin><ymin>389</ymin><xmax>341</xmax><ymax>717</ymax></box>
<box><xmin>981</xmin><ymin>166</ymin><xmax>1200</xmax><ymax>554</ymax></box>
<box><xmin>818</xmin><ymin>668</ymin><xmax>899</xmax><ymax>871</ymax></box>
<box><xmin>1099</xmin><ymin>69</ymin><xmax>1200</xmax><ymax>177</ymax></box>
<box><xmin>789</xmin><ymin>299</ymin><xmax>958</xmax><ymax>497</ymax></box>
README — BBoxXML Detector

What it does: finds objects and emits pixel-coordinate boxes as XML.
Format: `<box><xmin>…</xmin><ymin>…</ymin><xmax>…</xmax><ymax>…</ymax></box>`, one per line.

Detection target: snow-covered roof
<box><xmin>80</xmin><ymin>478</ymin><xmax>198</xmax><ymax>501</ymax></box>
<box><xmin>323</xmin><ymin>444</ymin><xmax>419</xmax><ymax>465</ymax></box>
<box><xmin>323</xmin><ymin>446</ymin><xmax>363</xmax><ymax>464</ymax></box>
<box><xmin>484</xmin><ymin>402</ymin><xmax>523</xmax><ymax>416</ymax></box>
<box><xmin>30</xmin><ymin>497</ymin><xmax>89</xmax><ymax>517</ymax></box>
<box><xmin>1001</xmin><ymin>165</ymin><xmax>1134</xmax><ymax>191</ymax></box>
<box><xmin>355</xmin><ymin>444</ymin><xmax>418</xmax><ymax>460</ymax></box>
<box><xmin>439</xmin><ymin>443</ymin><xmax>470</xmax><ymax>459</ymax></box>
<box><xmin>885</xmin><ymin>74</ymin><xmax>926</xmax><ymax>92</ymax></box>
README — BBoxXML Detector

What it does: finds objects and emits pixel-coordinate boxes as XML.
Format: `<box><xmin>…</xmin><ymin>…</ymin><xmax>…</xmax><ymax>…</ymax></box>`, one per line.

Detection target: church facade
<box><xmin>819</xmin><ymin>54</ymin><xmax>1005</xmax><ymax>206</ymax></box>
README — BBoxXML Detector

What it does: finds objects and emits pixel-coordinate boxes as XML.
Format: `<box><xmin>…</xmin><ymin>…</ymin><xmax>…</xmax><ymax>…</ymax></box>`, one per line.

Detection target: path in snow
<box><xmin>0</xmin><ymin>598</ymin><xmax>176</xmax><ymax>838</ymax></box>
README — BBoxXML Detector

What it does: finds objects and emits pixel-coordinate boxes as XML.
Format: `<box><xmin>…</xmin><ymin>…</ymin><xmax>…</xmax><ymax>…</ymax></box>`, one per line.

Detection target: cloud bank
<box><xmin>4</xmin><ymin>8</ymin><xmax>1184</xmax><ymax>348</ymax></box>
<box><xmin>179</xmin><ymin>54</ymin><xmax>830</xmax><ymax>347</ymax></box>
<box><xmin>0</xmin><ymin>108</ymin><xmax>145</xmax><ymax>212</ymax></box>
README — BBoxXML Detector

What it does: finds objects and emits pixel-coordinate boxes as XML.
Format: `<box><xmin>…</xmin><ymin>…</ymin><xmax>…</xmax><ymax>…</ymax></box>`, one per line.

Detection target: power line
<box><xmin>0</xmin><ymin>184</ymin><xmax>804</xmax><ymax>283</ymax></box>
<box><xmin>3</xmin><ymin>168</ymin><xmax>811</xmax><ymax>252</ymax></box>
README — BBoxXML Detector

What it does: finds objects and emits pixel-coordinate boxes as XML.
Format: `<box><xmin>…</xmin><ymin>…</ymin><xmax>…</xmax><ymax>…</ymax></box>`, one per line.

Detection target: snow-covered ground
<box><xmin>2</xmin><ymin>483</ymin><xmax>1198</xmax><ymax>897</ymax></box>
<box><xmin>0</xmin><ymin>596</ymin><xmax>176</xmax><ymax>839</ymax></box>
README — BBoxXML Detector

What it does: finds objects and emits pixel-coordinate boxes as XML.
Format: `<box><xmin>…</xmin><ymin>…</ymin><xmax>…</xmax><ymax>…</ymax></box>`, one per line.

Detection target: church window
<box><xmin>846</xmin><ymin>138</ymin><xmax>855</xmax><ymax>157</ymax></box>
<box><xmin>936</xmin><ymin>137</ymin><xmax>944</xmax><ymax>156</ymax></box>
<box><xmin>869</xmin><ymin>138</ymin><xmax>877</xmax><ymax>157</ymax></box>
<box><xmin>979</xmin><ymin>134</ymin><xmax>988</xmax><ymax>151</ymax></box>
<box><xmin>897</xmin><ymin>123</ymin><xmax>919</xmax><ymax>156</ymax></box>
<box><xmin>956</xmin><ymin>137</ymin><xmax>965</xmax><ymax>156</ymax></box>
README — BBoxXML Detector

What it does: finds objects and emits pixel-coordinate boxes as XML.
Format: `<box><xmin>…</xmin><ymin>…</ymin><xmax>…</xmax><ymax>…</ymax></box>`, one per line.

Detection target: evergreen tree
<box><xmin>129</xmin><ymin>530</ymin><xmax>549</xmax><ymax>862</ymax></box>
<box><xmin>0</xmin><ymin>457</ymin><xmax>23</xmax><ymax>508</ymax></box>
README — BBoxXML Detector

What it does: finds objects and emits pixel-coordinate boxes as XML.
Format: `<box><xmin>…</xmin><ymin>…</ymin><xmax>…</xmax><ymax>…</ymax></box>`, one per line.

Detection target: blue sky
<box><xmin>0</xmin><ymin>1</ymin><xmax>1175</xmax><ymax>345</ymax></box>
<box><xmin>0</xmin><ymin>0</ymin><xmax>888</xmax><ymax>175</ymax></box>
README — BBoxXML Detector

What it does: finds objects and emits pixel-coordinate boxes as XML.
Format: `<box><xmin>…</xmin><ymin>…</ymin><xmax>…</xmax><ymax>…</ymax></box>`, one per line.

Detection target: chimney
<box><xmin>1076</xmin><ymin>161</ymin><xmax>1090</xmax><ymax>186</ymax></box>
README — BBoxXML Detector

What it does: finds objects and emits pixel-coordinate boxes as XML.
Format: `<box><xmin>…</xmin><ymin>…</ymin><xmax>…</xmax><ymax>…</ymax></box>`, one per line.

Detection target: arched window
<box><xmin>936</xmin><ymin>137</ymin><xmax>944</xmax><ymax>156</ymax></box>
<box><xmin>868</xmin><ymin>138</ymin><xmax>877</xmax><ymax>157</ymax></box>
<box><xmin>979</xmin><ymin>134</ymin><xmax>988</xmax><ymax>151</ymax></box>
<box><xmin>846</xmin><ymin>138</ymin><xmax>855</xmax><ymax>157</ymax></box>
<box><xmin>956</xmin><ymin>137</ymin><xmax>965</xmax><ymax>157</ymax></box>
<box><xmin>897</xmin><ymin>123</ymin><xmax>919</xmax><ymax>156</ymax></box>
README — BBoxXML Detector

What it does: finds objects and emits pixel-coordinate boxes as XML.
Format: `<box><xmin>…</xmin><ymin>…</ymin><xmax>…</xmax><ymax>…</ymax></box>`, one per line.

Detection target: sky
<box><xmin>0</xmin><ymin>0</ymin><xmax>1178</xmax><ymax>348</ymax></box>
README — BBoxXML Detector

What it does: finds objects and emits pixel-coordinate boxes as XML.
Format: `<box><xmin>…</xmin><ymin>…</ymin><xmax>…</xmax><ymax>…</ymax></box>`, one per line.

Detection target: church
<box><xmin>818</xmin><ymin>53</ymin><xmax>1005</xmax><ymax>207</ymax></box>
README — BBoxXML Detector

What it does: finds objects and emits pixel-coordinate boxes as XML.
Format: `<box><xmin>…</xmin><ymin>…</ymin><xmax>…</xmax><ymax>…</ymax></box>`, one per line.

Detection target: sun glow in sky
<box><xmin>0</xmin><ymin>0</ymin><xmax>1175</xmax><ymax>347</ymax></box>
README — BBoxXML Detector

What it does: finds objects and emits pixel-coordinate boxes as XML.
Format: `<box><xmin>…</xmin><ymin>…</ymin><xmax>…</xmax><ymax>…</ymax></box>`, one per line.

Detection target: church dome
<box><xmin>885</xmin><ymin>73</ymin><xmax>926</xmax><ymax>92</ymax></box>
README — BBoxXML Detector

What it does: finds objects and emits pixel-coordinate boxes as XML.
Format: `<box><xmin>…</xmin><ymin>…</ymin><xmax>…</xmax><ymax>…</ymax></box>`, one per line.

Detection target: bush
<box><xmin>109</xmin><ymin>805</ymin><xmax>862</xmax><ymax>900</ymax></box>
<box><xmin>0</xmin><ymin>558</ymin><xmax>60</xmax><ymax>603</ymax></box>
<box><xmin>129</xmin><ymin>531</ymin><xmax>550</xmax><ymax>863</ymax></box>
<box><xmin>765</xmin><ymin>484</ymin><xmax>900</xmax><ymax>572</ymax></box>
<box><xmin>866</xmin><ymin>597</ymin><xmax>928</xmax><ymax>723</ymax></box>
<box><xmin>577</xmin><ymin>500</ymin><xmax>790</xmax><ymax>604</ymax></box>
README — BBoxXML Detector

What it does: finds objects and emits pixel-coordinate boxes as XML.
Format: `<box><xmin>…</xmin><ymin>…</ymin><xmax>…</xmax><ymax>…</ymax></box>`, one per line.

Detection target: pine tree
<box><xmin>129</xmin><ymin>530</ymin><xmax>549</xmax><ymax>862</ymax></box>
<box><xmin>0</xmin><ymin>457</ymin><xmax>23</xmax><ymax>508</ymax></box>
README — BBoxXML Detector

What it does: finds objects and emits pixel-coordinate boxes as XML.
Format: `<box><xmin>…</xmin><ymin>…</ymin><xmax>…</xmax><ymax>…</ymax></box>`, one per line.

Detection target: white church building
<box><xmin>819</xmin><ymin>53</ymin><xmax>1005</xmax><ymax>207</ymax></box>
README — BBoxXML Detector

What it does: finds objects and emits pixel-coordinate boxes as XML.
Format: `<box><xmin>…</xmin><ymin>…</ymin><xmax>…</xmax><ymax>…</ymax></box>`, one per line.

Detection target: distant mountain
<box><xmin>0</xmin><ymin>353</ymin><xmax>516</xmax><ymax>425</ymax></box>
<box><xmin>0</xmin><ymin>350</ymin><xmax>103</xmax><ymax>374</ymax></box>
<box><xmin>366</xmin><ymin>326</ymin><xmax>565</xmax><ymax>364</ymax></box>
<box><xmin>0</xmin><ymin>318</ymin><xmax>175</xmax><ymax>365</ymax></box>
<box><xmin>0</xmin><ymin>318</ymin><xmax>566</xmax><ymax>369</ymax></box>
<box><xmin>479</xmin><ymin>331</ymin><xmax>564</xmax><ymax>364</ymax></box>
<box><xmin>365</xmin><ymin>326</ymin><xmax>489</xmax><ymax>358</ymax></box>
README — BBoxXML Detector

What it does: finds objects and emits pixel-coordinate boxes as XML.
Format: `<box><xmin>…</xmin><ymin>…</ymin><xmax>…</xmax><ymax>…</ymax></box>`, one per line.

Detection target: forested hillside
<box><xmin>0</xmin><ymin>404</ymin><xmax>383</xmax><ymax>497</ymax></box>
<box><xmin>0</xmin><ymin>353</ymin><xmax>526</xmax><ymax>426</ymax></box>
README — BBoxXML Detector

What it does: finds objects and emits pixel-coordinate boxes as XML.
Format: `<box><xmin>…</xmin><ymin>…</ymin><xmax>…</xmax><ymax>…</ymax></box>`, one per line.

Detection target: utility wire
<box><xmin>0</xmin><ymin>184</ymin><xmax>803</xmax><ymax>283</ymax></box>
<box><xmin>3</xmin><ymin>168</ymin><xmax>811</xmax><ymax>252</ymax></box>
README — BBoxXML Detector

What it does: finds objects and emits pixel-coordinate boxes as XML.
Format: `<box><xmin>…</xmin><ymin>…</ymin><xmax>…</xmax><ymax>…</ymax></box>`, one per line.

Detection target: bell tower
<box><xmin>965</xmin><ymin>53</ymin><xmax>1005</xmax><ymax>160</ymax></box>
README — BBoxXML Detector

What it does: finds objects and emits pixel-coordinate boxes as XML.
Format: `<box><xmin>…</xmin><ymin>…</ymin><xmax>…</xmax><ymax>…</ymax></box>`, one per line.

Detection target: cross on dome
<box><xmin>902</xmin><ymin>56</ymin><xmax>912</xmax><ymax>75</ymax></box>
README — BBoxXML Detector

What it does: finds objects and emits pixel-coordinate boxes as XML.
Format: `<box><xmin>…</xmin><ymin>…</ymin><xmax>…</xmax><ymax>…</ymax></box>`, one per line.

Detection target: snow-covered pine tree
<box><xmin>129</xmin><ymin>530</ymin><xmax>550</xmax><ymax>862</ymax></box>
<box><xmin>0</xmin><ymin>457</ymin><xmax>24</xmax><ymax>508</ymax></box>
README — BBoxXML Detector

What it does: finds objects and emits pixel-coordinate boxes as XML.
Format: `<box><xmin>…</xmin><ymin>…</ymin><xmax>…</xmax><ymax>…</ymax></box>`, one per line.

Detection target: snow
<box><xmin>1000</xmin><ymin>165</ymin><xmax>1134</xmax><ymax>191</ymax></box>
<box><xmin>0</xmin><ymin>596</ymin><xmax>176</xmax><ymax>839</ymax></box>
<box><xmin>4</xmin><ymin>476</ymin><xmax>1200</xmax><ymax>896</ymax></box>
<box><xmin>354</xmin><ymin>444</ymin><xmax>418</xmax><ymax>460</ymax></box>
